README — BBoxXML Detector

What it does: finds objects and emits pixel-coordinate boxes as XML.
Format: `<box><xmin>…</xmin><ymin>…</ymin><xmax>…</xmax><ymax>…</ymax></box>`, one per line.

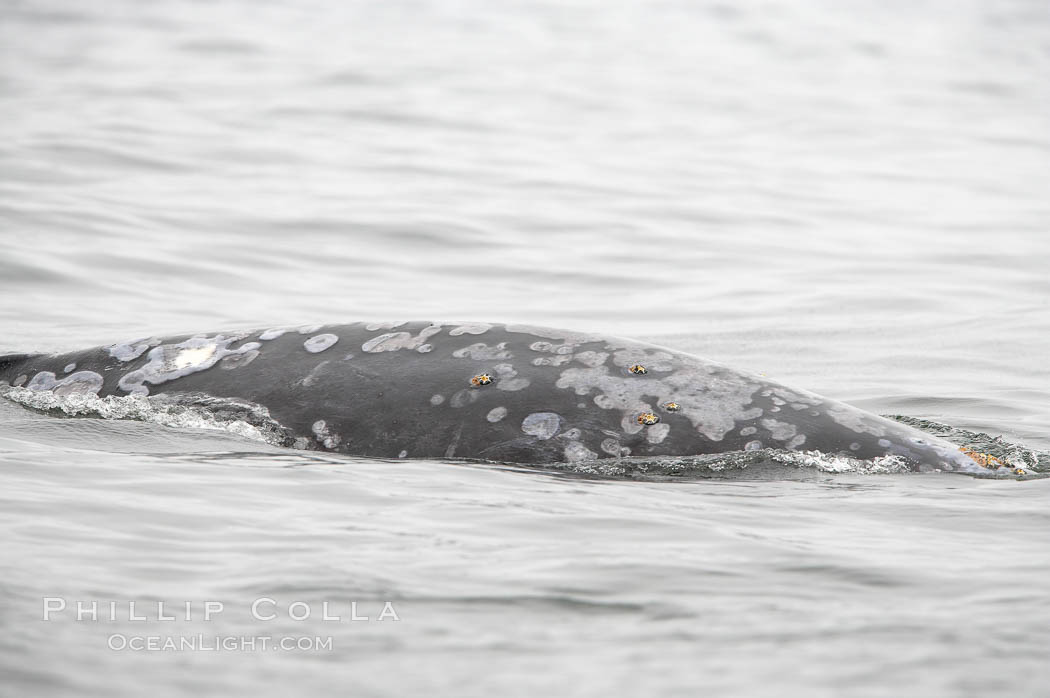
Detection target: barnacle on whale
<box><xmin>959</xmin><ymin>447</ymin><xmax>1003</xmax><ymax>469</ymax></box>
<box><xmin>637</xmin><ymin>412</ymin><xmax>660</xmax><ymax>426</ymax></box>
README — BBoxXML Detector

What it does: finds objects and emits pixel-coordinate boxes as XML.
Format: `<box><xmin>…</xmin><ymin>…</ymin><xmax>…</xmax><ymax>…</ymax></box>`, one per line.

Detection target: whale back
<box><xmin>0</xmin><ymin>322</ymin><xmax>986</xmax><ymax>473</ymax></box>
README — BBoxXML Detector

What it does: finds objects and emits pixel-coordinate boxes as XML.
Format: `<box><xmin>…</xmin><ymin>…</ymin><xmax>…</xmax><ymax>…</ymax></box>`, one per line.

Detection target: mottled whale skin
<box><xmin>0</xmin><ymin>321</ymin><xmax>987</xmax><ymax>473</ymax></box>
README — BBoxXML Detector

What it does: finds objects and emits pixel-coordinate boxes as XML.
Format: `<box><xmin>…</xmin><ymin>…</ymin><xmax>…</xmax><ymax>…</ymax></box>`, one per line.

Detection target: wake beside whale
<box><xmin>0</xmin><ymin>321</ymin><xmax>992</xmax><ymax>474</ymax></box>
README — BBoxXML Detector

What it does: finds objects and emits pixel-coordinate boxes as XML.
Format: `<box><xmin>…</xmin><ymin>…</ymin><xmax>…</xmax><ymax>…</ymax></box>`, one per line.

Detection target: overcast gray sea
<box><xmin>1</xmin><ymin>1</ymin><xmax>1048</xmax><ymax>696</ymax></box>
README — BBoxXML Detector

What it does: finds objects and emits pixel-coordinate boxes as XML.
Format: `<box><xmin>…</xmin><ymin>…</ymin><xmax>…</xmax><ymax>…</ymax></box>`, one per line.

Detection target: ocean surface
<box><xmin>1</xmin><ymin>0</ymin><xmax>1048</xmax><ymax>695</ymax></box>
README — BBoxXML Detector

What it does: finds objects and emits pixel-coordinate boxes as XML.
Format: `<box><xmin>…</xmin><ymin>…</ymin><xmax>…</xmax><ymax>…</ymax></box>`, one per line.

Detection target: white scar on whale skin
<box><xmin>449</xmin><ymin>323</ymin><xmax>492</xmax><ymax>336</ymax></box>
<box><xmin>26</xmin><ymin>370</ymin><xmax>105</xmax><ymax>396</ymax></box>
<box><xmin>117</xmin><ymin>335</ymin><xmax>260</xmax><ymax>396</ymax></box>
<box><xmin>646</xmin><ymin>423</ymin><xmax>671</xmax><ymax>444</ymax></box>
<box><xmin>173</xmin><ymin>346</ymin><xmax>215</xmax><ymax>369</ymax></box>
<box><xmin>312</xmin><ymin>419</ymin><xmax>341</xmax><ymax>449</ymax></box>
<box><xmin>556</xmin><ymin>358</ymin><xmax>762</xmax><ymax>441</ymax></box>
<box><xmin>362</xmin><ymin>325</ymin><xmax>442</xmax><ymax>353</ymax></box>
<box><xmin>453</xmin><ymin>342</ymin><xmax>512</xmax><ymax>360</ymax></box>
<box><xmin>563</xmin><ymin>441</ymin><xmax>598</xmax><ymax>462</ymax></box>
<box><xmin>761</xmin><ymin>418</ymin><xmax>797</xmax><ymax>442</ymax></box>
<box><xmin>601</xmin><ymin>438</ymin><xmax>631</xmax><ymax>457</ymax></box>
<box><xmin>493</xmin><ymin>364</ymin><xmax>530</xmax><ymax>391</ymax></box>
<box><xmin>304</xmin><ymin>334</ymin><xmax>339</xmax><ymax>353</ymax></box>
<box><xmin>525</xmin><ymin>337</ymin><xmax>585</xmax><ymax>367</ymax></box>
<box><xmin>107</xmin><ymin>338</ymin><xmax>158</xmax><ymax>361</ymax></box>
<box><xmin>522</xmin><ymin>412</ymin><xmax>561</xmax><ymax>440</ymax></box>
<box><xmin>449</xmin><ymin>389</ymin><xmax>479</xmax><ymax>408</ymax></box>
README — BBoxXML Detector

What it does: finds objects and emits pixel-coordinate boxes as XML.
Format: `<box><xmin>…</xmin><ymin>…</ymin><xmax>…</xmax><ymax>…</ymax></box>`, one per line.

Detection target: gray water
<box><xmin>1</xmin><ymin>0</ymin><xmax>1049</xmax><ymax>695</ymax></box>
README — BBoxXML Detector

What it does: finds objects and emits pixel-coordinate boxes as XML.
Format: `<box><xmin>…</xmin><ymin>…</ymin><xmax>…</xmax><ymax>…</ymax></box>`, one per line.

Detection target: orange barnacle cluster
<box><xmin>471</xmin><ymin>374</ymin><xmax>493</xmax><ymax>387</ymax></box>
<box><xmin>959</xmin><ymin>447</ymin><xmax>1004</xmax><ymax>469</ymax></box>
<box><xmin>637</xmin><ymin>412</ymin><xmax>660</xmax><ymax>426</ymax></box>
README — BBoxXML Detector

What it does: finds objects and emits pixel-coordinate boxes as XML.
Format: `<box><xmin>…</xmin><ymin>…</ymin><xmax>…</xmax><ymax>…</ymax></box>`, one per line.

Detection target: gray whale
<box><xmin>0</xmin><ymin>321</ymin><xmax>989</xmax><ymax>473</ymax></box>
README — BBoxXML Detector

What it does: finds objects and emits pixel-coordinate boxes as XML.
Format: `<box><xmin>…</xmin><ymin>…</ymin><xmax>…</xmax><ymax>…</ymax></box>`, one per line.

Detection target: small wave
<box><xmin>538</xmin><ymin>449</ymin><xmax>915</xmax><ymax>481</ymax></box>
<box><xmin>2</xmin><ymin>386</ymin><xmax>296</xmax><ymax>449</ymax></box>
<box><xmin>541</xmin><ymin>443</ymin><xmax>1044</xmax><ymax>481</ymax></box>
